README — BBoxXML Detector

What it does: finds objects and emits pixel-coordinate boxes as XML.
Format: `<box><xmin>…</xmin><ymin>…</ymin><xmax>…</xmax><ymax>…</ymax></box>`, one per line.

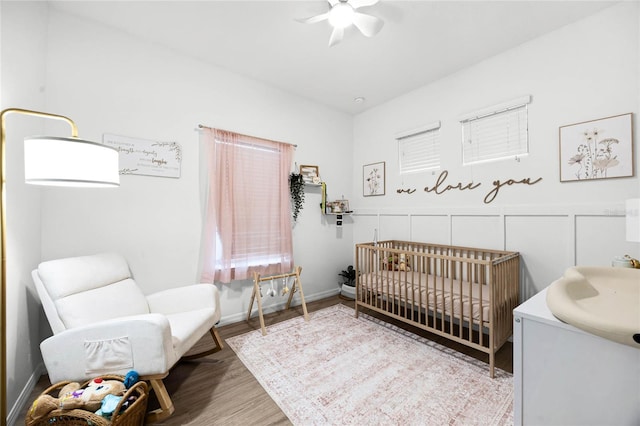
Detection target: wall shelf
<box><xmin>311</xmin><ymin>181</ymin><xmax>351</xmax><ymax>226</ymax></box>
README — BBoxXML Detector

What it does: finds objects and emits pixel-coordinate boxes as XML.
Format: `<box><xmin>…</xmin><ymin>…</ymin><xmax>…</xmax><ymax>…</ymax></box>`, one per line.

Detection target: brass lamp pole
<box><xmin>0</xmin><ymin>108</ymin><xmax>119</xmax><ymax>424</ymax></box>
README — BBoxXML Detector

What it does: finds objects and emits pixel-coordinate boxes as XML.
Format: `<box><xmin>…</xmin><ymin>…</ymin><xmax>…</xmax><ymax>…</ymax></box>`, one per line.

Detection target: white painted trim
<box><xmin>9</xmin><ymin>363</ymin><xmax>46</xmax><ymax>425</ymax></box>
<box><xmin>570</xmin><ymin>213</ymin><xmax>577</xmax><ymax>266</ymax></box>
<box><xmin>394</xmin><ymin>121</ymin><xmax>441</xmax><ymax>140</ymax></box>
<box><xmin>353</xmin><ymin>202</ymin><xmax>627</xmax><ymax>217</ymax></box>
<box><xmin>458</xmin><ymin>95</ymin><xmax>531</xmax><ymax>122</ymax></box>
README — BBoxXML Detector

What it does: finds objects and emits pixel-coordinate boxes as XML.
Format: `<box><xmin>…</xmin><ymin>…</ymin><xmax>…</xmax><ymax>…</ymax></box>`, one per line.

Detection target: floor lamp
<box><xmin>0</xmin><ymin>108</ymin><xmax>120</xmax><ymax>424</ymax></box>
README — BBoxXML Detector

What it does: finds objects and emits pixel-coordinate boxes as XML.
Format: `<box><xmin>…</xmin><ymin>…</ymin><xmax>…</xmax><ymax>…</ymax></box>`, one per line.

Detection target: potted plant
<box><xmin>338</xmin><ymin>265</ymin><xmax>356</xmax><ymax>299</ymax></box>
<box><xmin>289</xmin><ymin>172</ymin><xmax>305</xmax><ymax>222</ymax></box>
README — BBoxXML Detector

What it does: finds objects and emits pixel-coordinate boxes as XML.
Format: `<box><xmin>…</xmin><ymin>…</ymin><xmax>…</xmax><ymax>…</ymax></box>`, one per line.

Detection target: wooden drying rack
<box><xmin>247</xmin><ymin>266</ymin><xmax>309</xmax><ymax>335</ymax></box>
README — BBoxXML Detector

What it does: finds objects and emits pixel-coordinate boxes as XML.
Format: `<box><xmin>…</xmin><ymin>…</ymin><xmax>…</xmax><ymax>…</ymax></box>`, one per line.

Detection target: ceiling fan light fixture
<box><xmin>297</xmin><ymin>0</ymin><xmax>382</xmax><ymax>46</ymax></box>
<box><xmin>328</xmin><ymin>3</ymin><xmax>355</xmax><ymax>28</ymax></box>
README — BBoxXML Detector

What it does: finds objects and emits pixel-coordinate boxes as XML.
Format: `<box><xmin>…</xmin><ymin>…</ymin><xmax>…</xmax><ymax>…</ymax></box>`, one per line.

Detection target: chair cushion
<box><xmin>37</xmin><ymin>253</ymin><xmax>150</xmax><ymax>329</ymax></box>
<box><xmin>56</xmin><ymin>278</ymin><xmax>150</xmax><ymax>329</ymax></box>
<box><xmin>165</xmin><ymin>309</ymin><xmax>219</xmax><ymax>358</ymax></box>
<box><xmin>38</xmin><ymin>253</ymin><xmax>132</xmax><ymax>299</ymax></box>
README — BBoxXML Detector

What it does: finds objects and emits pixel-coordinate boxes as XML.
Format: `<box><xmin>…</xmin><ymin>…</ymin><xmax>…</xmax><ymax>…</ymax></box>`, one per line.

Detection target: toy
<box><xmin>95</xmin><ymin>393</ymin><xmax>123</xmax><ymax>419</ymax></box>
<box><xmin>123</xmin><ymin>369</ymin><xmax>139</xmax><ymax>388</ymax></box>
<box><xmin>384</xmin><ymin>253</ymin><xmax>411</xmax><ymax>271</ymax></box>
<box><xmin>385</xmin><ymin>254</ymin><xmax>398</xmax><ymax>270</ymax></box>
<box><xmin>27</xmin><ymin>396</ymin><xmax>58</xmax><ymax>423</ymax></box>
<box><xmin>27</xmin><ymin>377</ymin><xmax>126</xmax><ymax>423</ymax></box>
<box><xmin>95</xmin><ymin>372</ymin><xmax>142</xmax><ymax>419</ymax></box>
<box><xmin>59</xmin><ymin>378</ymin><xmax>126</xmax><ymax>411</ymax></box>
<box><xmin>398</xmin><ymin>253</ymin><xmax>408</xmax><ymax>271</ymax></box>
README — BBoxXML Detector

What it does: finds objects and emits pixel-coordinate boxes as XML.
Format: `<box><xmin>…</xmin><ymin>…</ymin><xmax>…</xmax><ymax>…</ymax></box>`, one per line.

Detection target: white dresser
<box><xmin>513</xmin><ymin>288</ymin><xmax>640</xmax><ymax>425</ymax></box>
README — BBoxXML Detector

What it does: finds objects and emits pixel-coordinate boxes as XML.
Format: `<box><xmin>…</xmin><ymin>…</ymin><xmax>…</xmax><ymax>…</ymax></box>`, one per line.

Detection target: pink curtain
<box><xmin>200</xmin><ymin>128</ymin><xmax>294</xmax><ymax>284</ymax></box>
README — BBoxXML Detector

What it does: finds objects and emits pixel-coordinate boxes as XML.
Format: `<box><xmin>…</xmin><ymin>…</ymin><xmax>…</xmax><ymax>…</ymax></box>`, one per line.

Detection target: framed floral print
<box><xmin>559</xmin><ymin>113</ymin><xmax>633</xmax><ymax>182</ymax></box>
<box><xmin>363</xmin><ymin>161</ymin><xmax>385</xmax><ymax>196</ymax></box>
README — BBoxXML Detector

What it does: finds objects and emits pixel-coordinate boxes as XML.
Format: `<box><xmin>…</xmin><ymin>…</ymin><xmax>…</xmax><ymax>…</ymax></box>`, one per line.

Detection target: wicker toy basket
<box><xmin>25</xmin><ymin>374</ymin><xmax>148</xmax><ymax>426</ymax></box>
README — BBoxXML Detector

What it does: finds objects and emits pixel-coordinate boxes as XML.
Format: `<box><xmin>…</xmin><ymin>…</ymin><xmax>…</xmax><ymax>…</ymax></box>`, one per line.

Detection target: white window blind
<box><xmin>218</xmin><ymin>141</ymin><xmax>282</xmax><ymax>267</ymax></box>
<box><xmin>397</xmin><ymin>121</ymin><xmax>441</xmax><ymax>174</ymax></box>
<box><xmin>460</xmin><ymin>96</ymin><xmax>530</xmax><ymax>165</ymax></box>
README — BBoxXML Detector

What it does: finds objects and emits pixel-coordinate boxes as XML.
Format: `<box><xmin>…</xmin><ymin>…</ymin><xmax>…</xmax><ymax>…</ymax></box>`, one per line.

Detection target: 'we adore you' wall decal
<box><xmin>396</xmin><ymin>170</ymin><xmax>543</xmax><ymax>204</ymax></box>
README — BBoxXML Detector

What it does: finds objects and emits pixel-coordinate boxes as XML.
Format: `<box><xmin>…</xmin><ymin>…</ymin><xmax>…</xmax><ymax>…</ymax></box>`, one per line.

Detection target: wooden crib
<box><xmin>355</xmin><ymin>240</ymin><xmax>520</xmax><ymax>378</ymax></box>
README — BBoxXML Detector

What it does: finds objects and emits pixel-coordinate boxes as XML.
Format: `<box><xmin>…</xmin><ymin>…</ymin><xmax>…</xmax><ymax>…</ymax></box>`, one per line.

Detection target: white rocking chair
<box><xmin>32</xmin><ymin>252</ymin><xmax>223</xmax><ymax>423</ymax></box>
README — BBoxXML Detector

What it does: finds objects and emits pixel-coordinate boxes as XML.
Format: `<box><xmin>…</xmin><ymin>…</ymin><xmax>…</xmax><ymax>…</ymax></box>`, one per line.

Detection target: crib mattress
<box><xmin>360</xmin><ymin>271</ymin><xmax>492</xmax><ymax>325</ymax></box>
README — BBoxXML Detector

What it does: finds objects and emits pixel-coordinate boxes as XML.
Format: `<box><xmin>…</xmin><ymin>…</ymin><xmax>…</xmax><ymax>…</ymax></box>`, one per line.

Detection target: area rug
<box><xmin>227</xmin><ymin>304</ymin><xmax>513</xmax><ymax>425</ymax></box>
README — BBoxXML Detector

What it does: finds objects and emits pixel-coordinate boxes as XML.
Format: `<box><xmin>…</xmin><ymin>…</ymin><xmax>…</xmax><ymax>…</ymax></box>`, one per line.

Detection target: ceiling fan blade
<box><xmin>352</xmin><ymin>12</ymin><xmax>384</xmax><ymax>37</ymax></box>
<box><xmin>296</xmin><ymin>12</ymin><xmax>329</xmax><ymax>25</ymax></box>
<box><xmin>328</xmin><ymin>26</ymin><xmax>344</xmax><ymax>47</ymax></box>
<box><xmin>328</xmin><ymin>0</ymin><xmax>341</xmax><ymax>6</ymax></box>
<box><xmin>349</xmin><ymin>0</ymin><xmax>379</xmax><ymax>9</ymax></box>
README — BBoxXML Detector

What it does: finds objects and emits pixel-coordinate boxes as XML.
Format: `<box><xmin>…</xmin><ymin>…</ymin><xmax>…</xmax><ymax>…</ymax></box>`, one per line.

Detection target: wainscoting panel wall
<box><xmin>379</xmin><ymin>214</ymin><xmax>411</xmax><ymax>241</ymax></box>
<box><xmin>410</xmin><ymin>215</ymin><xmax>450</xmax><ymax>245</ymax></box>
<box><xmin>575</xmin><ymin>215</ymin><xmax>627</xmax><ymax>266</ymax></box>
<box><xmin>353</xmin><ymin>203</ymin><xmax>635</xmax><ymax>303</ymax></box>
<box><xmin>505</xmin><ymin>215</ymin><xmax>572</xmax><ymax>300</ymax></box>
<box><xmin>353</xmin><ymin>214</ymin><xmax>380</xmax><ymax>245</ymax></box>
<box><xmin>451</xmin><ymin>215</ymin><xmax>503</xmax><ymax>250</ymax></box>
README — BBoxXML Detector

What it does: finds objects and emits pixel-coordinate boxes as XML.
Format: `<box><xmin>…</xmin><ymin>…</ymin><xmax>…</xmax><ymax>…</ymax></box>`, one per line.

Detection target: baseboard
<box><xmin>8</xmin><ymin>362</ymin><xmax>46</xmax><ymax>425</ymax></box>
<box><xmin>218</xmin><ymin>287</ymin><xmax>341</xmax><ymax>326</ymax></box>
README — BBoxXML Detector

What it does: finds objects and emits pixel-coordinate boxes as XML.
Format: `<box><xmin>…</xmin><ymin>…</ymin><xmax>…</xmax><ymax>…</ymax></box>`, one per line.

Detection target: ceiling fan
<box><xmin>298</xmin><ymin>0</ymin><xmax>384</xmax><ymax>47</ymax></box>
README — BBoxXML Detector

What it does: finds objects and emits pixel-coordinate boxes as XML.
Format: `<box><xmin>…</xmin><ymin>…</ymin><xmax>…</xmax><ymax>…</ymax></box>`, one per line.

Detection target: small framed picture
<box><xmin>363</xmin><ymin>161</ymin><xmax>385</xmax><ymax>196</ymax></box>
<box><xmin>299</xmin><ymin>165</ymin><xmax>320</xmax><ymax>183</ymax></box>
<box><xmin>330</xmin><ymin>199</ymin><xmax>350</xmax><ymax>213</ymax></box>
<box><xmin>559</xmin><ymin>113</ymin><xmax>634</xmax><ymax>182</ymax></box>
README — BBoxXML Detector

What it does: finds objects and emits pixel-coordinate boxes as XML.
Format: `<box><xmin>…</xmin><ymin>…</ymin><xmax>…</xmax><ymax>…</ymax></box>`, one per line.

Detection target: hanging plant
<box><xmin>289</xmin><ymin>172</ymin><xmax>305</xmax><ymax>222</ymax></box>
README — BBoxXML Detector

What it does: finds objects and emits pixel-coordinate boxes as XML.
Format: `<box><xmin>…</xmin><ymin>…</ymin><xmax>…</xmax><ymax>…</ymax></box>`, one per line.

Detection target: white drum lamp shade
<box><xmin>24</xmin><ymin>136</ymin><xmax>120</xmax><ymax>187</ymax></box>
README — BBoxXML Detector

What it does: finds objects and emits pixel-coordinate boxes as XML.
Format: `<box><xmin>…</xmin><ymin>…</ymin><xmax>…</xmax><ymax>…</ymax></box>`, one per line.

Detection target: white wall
<box><xmin>352</xmin><ymin>2</ymin><xmax>640</xmax><ymax>299</ymax></box>
<box><xmin>3</xmin><ymin>4</ymin><xmax>354</xmax><ymax>420</ymax></box>
<box><xmin>0</xmin><ymin>1</ymin><xmax>50</xmax><ymax>421</ymax></box>
<box><xmin>4</xmin><ymin>0</ymin><xmax>640</xmax><ymax>421</ymax></box>
<box><xmin>40</xmin><ymin>9</ymin><xmax>354</xmax><ymax>324</ymax></box>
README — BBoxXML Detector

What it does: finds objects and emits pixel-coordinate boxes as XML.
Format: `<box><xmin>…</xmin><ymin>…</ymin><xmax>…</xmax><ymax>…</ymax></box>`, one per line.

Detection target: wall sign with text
<box><xmin>103</xmin><ymin>133</ymin><xmax>181</xmax><ymax>178</ymax></box>
<box><xmin>396</xmin><ymin>170</ymin><xmax>543</xmax><ymax>204</ymax></box>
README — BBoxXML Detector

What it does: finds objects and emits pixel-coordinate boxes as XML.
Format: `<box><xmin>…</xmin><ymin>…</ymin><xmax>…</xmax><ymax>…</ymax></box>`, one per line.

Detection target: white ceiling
<box><xmin>49</xmin><ymin>0</ymin><xmax>616</xmax><ymax>115</ymax></box>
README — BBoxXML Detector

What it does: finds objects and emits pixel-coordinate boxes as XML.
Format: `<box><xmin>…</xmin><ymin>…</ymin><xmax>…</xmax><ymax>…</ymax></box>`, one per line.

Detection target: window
<box><xmin>199</xmin><ymin>128</ymin><xmax>295</xmax><ymax>284</ymax></box>
<box><xmin>397</xmin><ymin>121</ymin><xmax>441</xmax><ymax>174</ymax></box>
<box><xmin>460</xmin><ymin>95</ymin><xmax>530</xmax><ymax>165</ymax></box>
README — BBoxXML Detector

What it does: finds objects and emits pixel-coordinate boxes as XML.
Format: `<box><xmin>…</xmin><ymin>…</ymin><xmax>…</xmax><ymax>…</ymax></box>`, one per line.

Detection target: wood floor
<box><xmin>18</xmin><ymin>295</ymin><xmax>513</xmax><ymax>425</ymax></box>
